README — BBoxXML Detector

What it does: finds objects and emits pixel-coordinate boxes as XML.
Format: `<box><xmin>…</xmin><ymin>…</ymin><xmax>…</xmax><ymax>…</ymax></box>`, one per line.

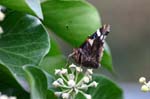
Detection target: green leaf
<box><xmin>42</xmin><ymin>1</ymin><xmax>101</xmax><ymax>47</ymax></box>
<box><xmin>39</xmin><ymin>55</ymin><xmax>67</xmax><ymax>75</ymax></box>
<box><xmin>0</xmin><ymin>0</ymin><xmax>43</xmax><ymax>19</ymax></box>
<box><xmin>47</xmin><ymin>90</ymin><xmax>57</xmax><ymax>99</ymax></box>
<box><xmin>101</xmin><ymin>42</ymin><xmax>114</xmax><ymax>72</ymax></box>
<box><xmin>46</xmin><ymin>38</ymin><xmax>62</xmax><ymax>56</ymax></box>
<box><xmin>0</xmin><ymin>64</ymin><xmax>30</xmax><ymax>99</ymax></box>
<box><xmin>88</xmin><ymin>75</ymin><xmax>123</xmax><ymax>99</ymax></box>
<box><xmin>23</xmin><ymin>66</ymin><xmax>48</xmax><ymax>99</ymax></box>
<box><xmin>0</xmin><ymin>11</ymin><xmax>50</xmax><ymax>90</ymax></box>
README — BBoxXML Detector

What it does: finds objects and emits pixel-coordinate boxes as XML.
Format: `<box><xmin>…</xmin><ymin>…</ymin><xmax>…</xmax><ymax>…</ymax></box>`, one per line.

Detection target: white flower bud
<box><xmin>0</xmin><ymin>26</ymin><xmax>3</xmax><ymax>34</ymax></box>
<box><xmin>61</xmin><ymin>69</ymin><xmax>68</xmax><ymax>75</ymax></box>
<box><xmin>55</xmin><ymin>69</ymin><xmax>61</xmax><ymax>75</ymax></box>
<box><xmin>89</xmin><ymin>81</ymin><xmax>98</xmax><ymax>87</ymax></box>
<box><xmin>0</xmin><ymin>11</ymin><xmax>5</xmax><ymax>21</ymax></box>
<box><xmin>54</xmin><ymin>92</ymin><xmax>62</xmax><ymax>97</ymax></box>
<box><xmin>83</xmin><ymin>76</ymin><xmax>90</xmax><ymax>83</ymax></box>
<box><xmin>139</xmin><ymin>77</ymin><xmax>146</xmax><ymax>84</ymax></box>
<box><xmin>0</xmin><ymin>95</ymin><xmax>8</xmax><ymax>99</ymax></box>
<box><xmin>68</xmin><ymin>74</ymin><xmax>75</xmax><ymax>80</ymax></box>
<box><xmin>62</xmin><ymin>93</ymin><xmax>69</xmax><ymax>99</ymax></box>
<box><xmin>86</xmin><ymin>69</ymin><xmax>93</xmax><ymax>75</ymax></box>
<box><xmin>76</xmin><ymin>67</ymin><xmax>83</xmax><ymax>72</ymax></box>
<box><xmin>87</xmin><ymin>75</ymin><xmax>92</xmax><ymax>81</ymax></box>
<box><xmin>69</xmin><ymin>64</ymin><xmax>76</xmax><ymax>69</ymax></box>
<box><xmin>9</xmin><ymin>97</ymin><xmax>17</xmax><ymax>99</ymax></box>
<box><xmin>141</xmin><ymin>85</ymin><xmax>149</xmax><ymax>92</ymax></box>
<box><xmin>52</xmin><ymin>81</ymin><xmax>60</xmax><ymax>87</ymax></box>
<box><xmin>57</xmin><ymin>78</ymin><xmax>64</xmax><ymax>85</ymax></box>
<box><xmin>83</xmin><ymin>94</ymin><xmax>91</xmax><ymax>99</ymax></box>
<box><xmin>79</xmin><ymin>84</ymin><xmax>88</xmax><ymax>90</ymax></box>
<box><xmin>68</xmin><ymin>80</ymin><xmax>75</xmax><ymax>87</ymax></box>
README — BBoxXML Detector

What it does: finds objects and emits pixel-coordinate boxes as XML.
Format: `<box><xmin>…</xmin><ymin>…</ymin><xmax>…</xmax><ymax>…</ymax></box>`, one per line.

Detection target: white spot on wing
<box><xmin>88</xmin><ymin>39</ymin><xmax>94</xmax><ymax>46</ymax></box>
<box><xmin>100</xmin><ymin>35</ymin><xmax>104</xmax><ymax>40</ymax></box>
<box><xmin>96</xmin><ymin>29</ymin><xmax>101</xmax><ymax>36</ymax></box>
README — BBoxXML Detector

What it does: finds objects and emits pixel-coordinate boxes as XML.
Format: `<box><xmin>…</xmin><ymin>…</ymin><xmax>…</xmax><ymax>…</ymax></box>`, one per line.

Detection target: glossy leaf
<box><xmin>47</xmin><ymin>90</ymin><xmax>57</xmax><ymax>99</ymax></box>
<box><xmin>46</xmin><ymin>38</ymin><xmax>62</xmax><ymax>56</ymax></box>
<box><xmin>88</xmin><ymin>75</ymin><xmax>123</xmax><ymax>99</ymax></box>
<box><xmin>101</xmin><ymin>42</ymin><xmax>114</xmax><ymax>72</ymax></box>
<box><xmin>39</xmin><ymin>55</ymin><xmax>67</xmax><ymax>75</ymax></box>
<box><xmin>42</xmin><ymin>1</ymin><xmax>101</xmax><ymax>47</ymax></box>
<box><xmin>0</xmin><ymin>0</ymin><xmax>43</xmax><ymax>19</ymax></box>
<box><xmin>0</xmin><ymin>11</ymin><xmax>50</xmax><ymax>90</ymax></box>
<box><xmin>0</xmin><ymin>64</ymin><xmax>30</xmax><ymax>99</ymax></box>
<box><xmin>23</xmin><ymin>66</ymin><xmax>48</xmax><ymax>99</ymax></box>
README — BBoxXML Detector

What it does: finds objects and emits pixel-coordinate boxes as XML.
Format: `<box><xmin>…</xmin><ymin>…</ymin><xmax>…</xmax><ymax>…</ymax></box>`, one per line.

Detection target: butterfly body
<box><xmin>69</xmin><ymin>24</ymin><xmax>110</xmax><ymax>68</ymax></box>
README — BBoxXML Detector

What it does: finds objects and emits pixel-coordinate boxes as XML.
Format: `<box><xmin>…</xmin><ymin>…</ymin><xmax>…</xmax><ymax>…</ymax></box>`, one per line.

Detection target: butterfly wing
<box><xmin>91</xmin><ymin>24</ymin><xmax>110</xmax><ymax>63</ymax></box>
<box><xmin>70</xmin><ymin>24</ymin><xmax>110</xmax><ymax>68</ymax></box>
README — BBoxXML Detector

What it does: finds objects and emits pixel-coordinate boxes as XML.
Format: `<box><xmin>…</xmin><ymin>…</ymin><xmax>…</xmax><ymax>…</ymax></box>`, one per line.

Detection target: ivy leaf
<box><xmin>39</xmin><ymin>55</ymin><xmax>67</xmax><ymax>75</ymax></box>
<box><xmin>101</xmin><ymin>42</ymin><xmax>114</xmax><ymax>72</ymax></box>
<box><xmin>42</xmin><ymin>1</ymin><xmax>101</xmax><ymax>47</ymax></box>
<box><xmin>0</xmin><ymin>11</ymin><xmax>50</xmax><ymax>91</ymax></box>
<box><xmin>23</xmin><ymin>66</ymin><xmax>57</xmax><ymax>99</ymax></box>
<box><xmin>0</xmin><ymin>0</ymin><xmax>43</xmax><ymax>19</ymax></box>
<box><xmin>46</xmin><ymin>38</ymin><xmax>62</xmax><ymax>56</ymax></box>
<box><xmin>0</xmin><ymin>64</ymin><xmax>30</xmax><ymax>99</ymax></box>
<box><xmin>23</xmin><ymin>66</ymin><xmax>48</xmax><ymax>99</ymax></box>
<box><xmin>88</xmin><ymin>75</ymin><xmax>123</xmax><ymax>99</ymax></box>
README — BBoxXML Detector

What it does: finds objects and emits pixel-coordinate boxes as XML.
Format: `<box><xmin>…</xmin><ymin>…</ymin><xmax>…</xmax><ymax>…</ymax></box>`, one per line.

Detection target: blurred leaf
<box><xmin>23</xmin><ymin>66</ymin><xmax>48</xmax><ymax>99</ymax></box>
<box><xmin>42</xmin><ymin>1</ymin><xmax>101</xmax><ymax>47</ymax></box>
<box><xmin>44</xmin><ymin>71</ymin><xmax>55</xmax><ymax>90</ymax></box>
<box><xmin>101</xmin><ymin>42</ymin><xmax>114</xmax><ymax>72</ymax></box>
<box><xmin>0</xmin><ymin>0</ymin><xmax>43</xmax><ymax>19</ymax></box>
<box><xmin>40</xmin><ymin>0</ymin><xmax>47</xmax><ymax>3</ymax></box>
<box><xmin>0</xmin><ymin>64</ymin><xmax>29</xmax><ymax>99</ymax></box>
<box><xmin>47</xmin><ymin>90</ymin><xmax>57</xmax><ymax>99</ymax></box>
<box><xmin>39</xmin><ymin>55</ymin><xmax>67</xmax><ymax>75</ymax></box>
<box><xmin>0</xmin><ymin>11</ymin><xmax>50</xmax><ymax>91</ymax></box>
<box><xmin>47</xmin><ymin>38</ymin><xmax>62</xmax><ymax>56</ymax></box>
<box><xmin>88</xmin><ymin>75</ymin><xmax>123</xmax><ymax>99</ymax></box>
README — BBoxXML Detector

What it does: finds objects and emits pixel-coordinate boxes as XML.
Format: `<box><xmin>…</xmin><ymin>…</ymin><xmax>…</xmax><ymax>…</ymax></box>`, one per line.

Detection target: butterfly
<box><xmin>69</xmin><ymin>24</ymin><xmax>110</xmax><ymax>68</ymax></box>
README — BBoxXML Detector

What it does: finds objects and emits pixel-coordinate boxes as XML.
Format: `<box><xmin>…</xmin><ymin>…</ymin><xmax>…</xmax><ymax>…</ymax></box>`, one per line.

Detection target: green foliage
<box><xmin>76</xmin><ymin>75</ymin><xmax>123</xmax><ymax>99</ymax></box>
<box><xmin>0</xmin><ymin>0</ymin><xmax>43</xmax><ymax>19</ymax></box>
<box><xmin>88</xmin><ymin>75</ymin><xmax>123</xmax><ymax>99</ymax></box>
<box><xmin>23</xmin><ymin>66</ymin><xmax>48</xmax><ymax>99</ymax></box>
<box><xmin>0</xmin><ymin>1</ymin><xmax>123</xmax><ymax>99</ymax></box>
<box><xmin>0</xmin><ymin>10</ymin><xmax>50</xmax><ymax>90</ymax></box>
<box><xmin>101</xmin><ymin>42</ymin><xmax>114</xmax><ymax>72</ymax></box>
<box><xmin>42</xmin><ymin>1</ymin><xmax>101</xmax><ymax>47</ymax></box>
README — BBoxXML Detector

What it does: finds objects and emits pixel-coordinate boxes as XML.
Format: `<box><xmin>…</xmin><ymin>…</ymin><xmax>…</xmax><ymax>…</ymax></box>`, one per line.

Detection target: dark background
<box><xmin>86</xmin><ymin>0</ymin><xmax>150</xmax><ymax>98</ymax></box>
<box><xmin>88</xmin><ymin>0</ymin><xmax>150</xmax><ymax>82</ymax></box>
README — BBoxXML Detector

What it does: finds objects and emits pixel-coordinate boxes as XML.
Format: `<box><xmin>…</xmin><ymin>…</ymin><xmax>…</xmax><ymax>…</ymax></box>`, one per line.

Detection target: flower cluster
<box><xmin>139</xmin><ymin>77</ymin><xmax>150</xmax><ymax>92</ymax></box>
<box><xmin>52</xmin><ymin>64</ymin><xmax>98</xmax><ymax>99</ymax></box>
<box><xmin>0</xmin><ymin>6</ymin><xmax>5</xmax><ymax>34</ymax></box>
<box><xmin>0</xmin><ymin>92</ymin><xmax>16</xmax><ymax>99</ymax></box>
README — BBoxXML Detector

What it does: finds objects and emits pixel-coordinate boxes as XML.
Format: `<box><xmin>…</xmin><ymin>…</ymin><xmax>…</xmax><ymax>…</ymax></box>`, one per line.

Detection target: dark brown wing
<box><xmin>91</xmin><ymin>24</ymin><xmax>110</xmax><ymax>62</ymax></box>
<box><xmin>70</xmin><ymin>24</ymin><xmax>110</xmax><ymax>68</ymax></box>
